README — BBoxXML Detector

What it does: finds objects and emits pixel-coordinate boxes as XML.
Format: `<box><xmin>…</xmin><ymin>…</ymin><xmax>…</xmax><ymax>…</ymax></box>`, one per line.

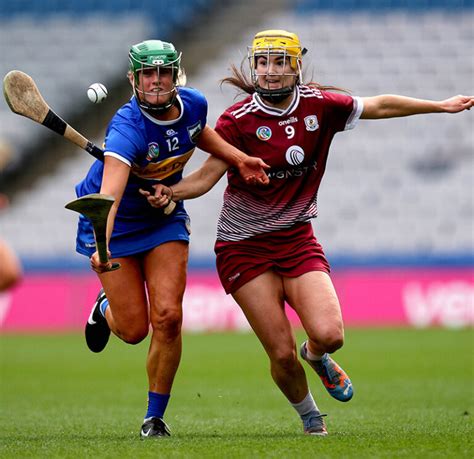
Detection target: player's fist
<box><xmin>440</xmin><ymin>95</ymin><xmax>474</xmax><ymax>113</ymax></box>
<box><xmin>139</xmin><ymin>184</ymin><xmax>173</xmax><ymax>208</ymax></box>
<box><xmin>90</xmin><ymin>250</ymin><xmax>113</xmax><ymax>273</ymax></box>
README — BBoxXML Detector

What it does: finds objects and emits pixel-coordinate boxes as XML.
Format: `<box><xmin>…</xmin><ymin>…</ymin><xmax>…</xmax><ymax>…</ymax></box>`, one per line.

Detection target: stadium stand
<box><xmin>0</xmin><ymin>0</ymin><xmax>217</xmax><ymax>175</ymax></box>
<box><xmin>0</xmin><ymin>0</ymin><xmax>472</xmax><ymax>269</ymax></box>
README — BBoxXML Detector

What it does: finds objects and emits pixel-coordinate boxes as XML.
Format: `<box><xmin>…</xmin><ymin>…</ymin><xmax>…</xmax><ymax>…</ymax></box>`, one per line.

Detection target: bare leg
<box><xmin>143</xmin><ymin>241</ymin><xmax>188</xmax><ymax>394</ymax></box>
<box><xmin>98</xmin><ymin>255</ymin><xmax>149</xmax><ymax>343</ymax></box>
<box><xmin>285</xmin><ymin>271</ymin><xmax>353</xmax><ymax>402</ymax></box>
<box><xmin>284</xmin><ymin>271</ymin><xmax>344</xmax><ymax>356</ymax></box>
<box><xmin>232</xmin><ymin>270</ymin><xmax>309</xmax><ymax>404</ymax></box>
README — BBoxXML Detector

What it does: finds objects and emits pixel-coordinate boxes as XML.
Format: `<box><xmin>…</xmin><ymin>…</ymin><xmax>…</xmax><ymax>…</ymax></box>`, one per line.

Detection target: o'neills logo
<box><xmin>256</xmin><ymin>126</ymin><xmax>272</xmax><ymax>141</ymax></box>
<box><xmin>278</xmin><ymin>116</ymin><xmax>298</xmax><ymax>126</ymax></box>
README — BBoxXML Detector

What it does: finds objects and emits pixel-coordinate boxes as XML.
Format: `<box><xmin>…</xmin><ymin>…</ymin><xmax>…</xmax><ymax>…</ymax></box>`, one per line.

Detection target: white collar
<box><xmin>139</xmin><ymin>93</ymin><xmax>184</xmax><ymax>125</ymax></box>
<box><xmin>253</xmin><ymin>86</ymin><xmax>300</xmax><ymax>117</ymax></box>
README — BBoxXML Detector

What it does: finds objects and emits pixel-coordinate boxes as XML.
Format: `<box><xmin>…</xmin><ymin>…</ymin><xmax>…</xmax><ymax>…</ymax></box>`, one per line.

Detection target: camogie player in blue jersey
<box><xmin>74</xmin><ymin>39</ymin><xmax>269</xmax><ymax>439</ymax></box>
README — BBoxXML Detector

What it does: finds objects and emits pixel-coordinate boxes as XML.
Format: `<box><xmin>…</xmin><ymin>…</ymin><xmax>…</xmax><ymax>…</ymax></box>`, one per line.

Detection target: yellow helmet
<box><xmin>251</xmin><ymin>29</ymin><xmax>304</xmax><ymax>71</ymax></box>
<box><xmin>248</xmin><ymin>29</ymin><xmax>306</xmax><ymax>103</ymax></box>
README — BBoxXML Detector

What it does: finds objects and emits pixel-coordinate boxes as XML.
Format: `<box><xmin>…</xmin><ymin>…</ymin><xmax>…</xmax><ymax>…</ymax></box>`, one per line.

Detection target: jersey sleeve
<box><xmin>183</xmin><ymin>87</ymin><xmax>208</xmax><ymax>142</ymax></box>
<box><xmin>215</xmin><ymin>110</ymin><xmax>243</xmax><ymax>150</ymax></box>
<box><xmin>103</xmin><ymin>118</ymin><xmax>146</xmax><ymax>167</ymax></box>
<box><xmin>192</xmin><ymin>88</ymin><xmax>208</xmax><ymax>128</ymax></box>
<box><xmin>321</xmin><ymin>91</ymin><xmax>364</xmax><ymax>132</ymax></box>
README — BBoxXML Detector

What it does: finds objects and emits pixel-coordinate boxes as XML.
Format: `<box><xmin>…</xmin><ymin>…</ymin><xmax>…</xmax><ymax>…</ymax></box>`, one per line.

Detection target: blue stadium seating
<box><xmin>0</xmin><ymin>1</ymin><xmax>472</xmax><ymax>270</ymax></box>
<box><xmin>295</xmin><ymin>0</ymin><xmax>473</xmax><ymax>11</ymax></box>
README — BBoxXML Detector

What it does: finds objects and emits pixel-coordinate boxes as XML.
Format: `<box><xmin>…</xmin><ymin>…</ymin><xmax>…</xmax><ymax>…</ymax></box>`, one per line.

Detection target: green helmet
<box><xmin>128</xmin><ymin>40</ymin><xmax>183</xmax><ymax>113</ymax></box>
<box><xmin>129</xmin><ymin>40</ymin><xmax>181</xmax><ymax>80</ymax></box>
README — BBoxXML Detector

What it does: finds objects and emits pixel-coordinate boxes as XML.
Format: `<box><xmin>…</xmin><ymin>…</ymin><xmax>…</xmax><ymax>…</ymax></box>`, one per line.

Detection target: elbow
<box><xmin>0</xmin><ymin>243</ymin><xmax>23</xmax><ymax>291</ymax></box>
<box><xmin>0</xmin><ymin>264</ymin><xmax>22</xmax><ymax>291</ymax></box>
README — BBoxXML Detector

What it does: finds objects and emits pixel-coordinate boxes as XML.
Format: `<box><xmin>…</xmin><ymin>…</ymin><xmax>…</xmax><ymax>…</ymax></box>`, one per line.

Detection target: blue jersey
<box><xmin>74</xmin><ymin>87</ymin><xmax>207</xmax><ymax>257</ymax></box>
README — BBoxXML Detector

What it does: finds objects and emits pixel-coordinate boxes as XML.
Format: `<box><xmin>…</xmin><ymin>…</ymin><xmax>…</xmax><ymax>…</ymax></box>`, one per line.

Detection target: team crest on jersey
<box><xmin>146</xmin><ymin>142</ymin><xmax>160</xmax><ymax>161</ymax></box>
<box><xmin>256</xmin><ymin>126</ymin><xmax>272</xmax><ymax>141</ymax></box>
<box><xmin>304</xmin><ymin>115</ymin><xmax>319</xmax><ymax>132</ymax></box>
<box><xmin>187</xmin><ymin>121</ymin><xmax>202</xmax><ymax>144</ymax></box>
<box><xmin>285</xmin><ymin>145</ymin><xmax>305</xmax><ymax>166</ymax></box>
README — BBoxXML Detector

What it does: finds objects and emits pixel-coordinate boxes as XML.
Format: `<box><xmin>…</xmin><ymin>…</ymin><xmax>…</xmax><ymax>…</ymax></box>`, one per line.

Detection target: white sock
<box><xmin>291</xmin><ymin>391</ymin><xmax>319</xmax><ymax>416</ymax></box>
<box><xmin>305</xmin><ymin>342</ymin><xmax>324</xmax><ymax>361</ymax></box>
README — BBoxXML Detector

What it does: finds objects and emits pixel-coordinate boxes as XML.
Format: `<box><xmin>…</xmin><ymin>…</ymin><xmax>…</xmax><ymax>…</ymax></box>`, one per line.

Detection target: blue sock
<box><xmin>145</xmin><ymin>391</ymin><xmax>170</xmax><ymax>420</ymax></box>
<box><xmin>99</xmin><ymin>297</ymin><xmax>109</xmax><ymax>318</ymax></box>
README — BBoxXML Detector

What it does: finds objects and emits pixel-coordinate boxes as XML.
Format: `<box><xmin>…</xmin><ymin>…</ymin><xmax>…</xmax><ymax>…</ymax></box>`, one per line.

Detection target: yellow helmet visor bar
<box><xmin>248</xmin><ymin>29</ymin><xmax>306</xmax><ymax>84</ymax></box>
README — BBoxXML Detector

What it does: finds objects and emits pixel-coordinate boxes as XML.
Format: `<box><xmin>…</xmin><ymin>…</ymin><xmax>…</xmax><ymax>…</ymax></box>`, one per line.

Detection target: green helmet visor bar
<box><xmin>129</xmin><ymin>52</ymin><xmax>183</xmax><ymax>113</ymax></box>
<box><xmin>130</xmin><ymin>53</ymin><xmax>181</xmax><ymax>91</ymax></box>
<box><xmin>129</xmin><ymin>52</ymin><xmax>182</xmax><ymax>78</ymax></box>
<box><xmin>128</xmin><ymin>40</ymin><xmax>184</xmax><ymax>112</ymax></box>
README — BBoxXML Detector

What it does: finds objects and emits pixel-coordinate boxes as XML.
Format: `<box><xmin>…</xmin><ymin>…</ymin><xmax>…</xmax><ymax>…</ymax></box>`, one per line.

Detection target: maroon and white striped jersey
<box><xmin>214</xmin><ymin>85</ymin><xmax>363</xmax><ymax>241</ymax></box>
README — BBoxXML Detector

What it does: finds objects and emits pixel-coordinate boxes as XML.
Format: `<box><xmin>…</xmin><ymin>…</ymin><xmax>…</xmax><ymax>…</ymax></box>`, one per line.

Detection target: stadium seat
<box><xmin>0</xmin><ymin>5</ymin><xmax>472</xmax><ymax>267</ymax></box>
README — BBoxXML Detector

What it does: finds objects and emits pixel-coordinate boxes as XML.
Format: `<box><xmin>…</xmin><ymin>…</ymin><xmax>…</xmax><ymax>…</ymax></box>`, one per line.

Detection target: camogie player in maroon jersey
<box><xmin>141</xmin><ymin>30</ymin><xmax>473</xmax><ymax>435</ymax></box>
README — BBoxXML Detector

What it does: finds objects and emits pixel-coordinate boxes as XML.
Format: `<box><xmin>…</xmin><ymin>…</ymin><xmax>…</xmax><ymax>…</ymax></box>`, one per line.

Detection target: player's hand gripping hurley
<box><xmin>65</xmin><ymin>194</ymin><xmax>120</xmax><ymax>272</ymax></box>
<box><xmin>2</xmin><ymin>70</ymin><xmax>176</xmax><ymax>214</ymax></box>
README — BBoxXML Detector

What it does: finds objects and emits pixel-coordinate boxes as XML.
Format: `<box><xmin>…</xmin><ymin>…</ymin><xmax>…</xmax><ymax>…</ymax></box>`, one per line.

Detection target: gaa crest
<box><xmin>146</xmin><ymin>142</ymin><xmax>160</xmax><ymax>161</ymax></box>
<box><xmin>256</xmin><ymin>126</ymin><xmax>272</xmax><ymax>141</ymax></box>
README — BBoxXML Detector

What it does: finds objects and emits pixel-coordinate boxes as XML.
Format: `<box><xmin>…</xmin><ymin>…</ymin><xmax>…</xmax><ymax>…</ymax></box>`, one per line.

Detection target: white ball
<box><xmin>87</xmin><ymin>83</ymin><xmax>108</xmax><ymax>104</ymax></box>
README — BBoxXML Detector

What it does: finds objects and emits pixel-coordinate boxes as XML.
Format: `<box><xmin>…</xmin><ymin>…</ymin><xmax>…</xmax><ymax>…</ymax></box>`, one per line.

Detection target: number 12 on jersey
<box><xmin>166</xmin><ymin>137</ymin><xmax>179</xmax><ymax>151</ymax></box>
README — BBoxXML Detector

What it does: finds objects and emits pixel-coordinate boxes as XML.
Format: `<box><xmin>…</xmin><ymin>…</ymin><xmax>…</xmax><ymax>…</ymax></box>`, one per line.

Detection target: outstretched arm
<box><xmin>361</xmin><ymin>94</ymin><xmax>473</xmax><ymax>119</ymax></box>
<box><xmin>197</xmin><ymin>125</ymin><xmax>270</xmax><ymax>185</ymax></box>
<box><xmin>139</xmin><ymin>156</ymin><xmax>228</xmax><ymax>208</ymax></box>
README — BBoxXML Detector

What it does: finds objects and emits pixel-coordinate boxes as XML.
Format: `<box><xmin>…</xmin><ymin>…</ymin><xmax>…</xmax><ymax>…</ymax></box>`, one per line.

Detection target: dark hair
<box><xmin>220</xmin><ymin>60</ymin><xmax>349</xmax><ymax>97</ymax></box>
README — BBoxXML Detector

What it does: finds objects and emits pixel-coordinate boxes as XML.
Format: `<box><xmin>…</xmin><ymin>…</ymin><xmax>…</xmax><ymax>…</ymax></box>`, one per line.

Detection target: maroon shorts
<box><xmin>214</xmin><ymin>222</ymin><xmax>330</xmax><ymax>294</ymax></box>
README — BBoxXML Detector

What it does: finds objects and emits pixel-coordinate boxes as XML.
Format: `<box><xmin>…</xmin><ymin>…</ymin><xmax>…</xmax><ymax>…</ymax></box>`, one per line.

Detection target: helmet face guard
<box><xmin>248</xmin><ymin>30</ymin><xmax>306</xmax><ymax>103</ymax></box>
<box><xmin>128</xmin><ymin>40</ymin><xmax>185</xmax><ymax>113</ymax></box>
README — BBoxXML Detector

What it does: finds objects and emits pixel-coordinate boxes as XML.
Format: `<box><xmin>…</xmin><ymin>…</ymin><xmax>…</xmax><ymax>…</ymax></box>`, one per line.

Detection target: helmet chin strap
<box><xmin>256</xmin><ymin>85</ymin><xmax>294</xmax><ymax>104</ymax></box>
<box><xmin>135</xmin><ymin>87</ymin><xmax>177</xmax><ymax>114</ymax></box>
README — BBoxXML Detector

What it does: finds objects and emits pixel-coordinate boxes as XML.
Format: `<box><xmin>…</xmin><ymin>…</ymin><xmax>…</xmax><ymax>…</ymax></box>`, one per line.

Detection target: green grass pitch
<box><xmin>1</xmin><ymin>328</ymin><xmax>472</xmax><ymax>458</ymax></box>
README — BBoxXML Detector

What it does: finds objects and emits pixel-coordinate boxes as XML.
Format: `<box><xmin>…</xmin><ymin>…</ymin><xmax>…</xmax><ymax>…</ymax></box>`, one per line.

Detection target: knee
<box><xmin>151</xmin><ymin>307</ymin><xmax>182</xmax><ymax>341</ymax></box>
<box><xmin>311</xmin><ymin>326</ymin><xmax>344</xmax><ymax>353</ymax></box>
<box><xmin>117</xmin><ymin>325</ymin><xmax>149</xmax><ymax>345</ymax></box>
<box><xmin>324</xmin><ymin>335</ymin><xmax>344</xmax><ymax>353</ymax></box>
<box><xmin>271</xmin><ymin>347</ymin><xmax>298</xmax><ymax>372</ymax></box>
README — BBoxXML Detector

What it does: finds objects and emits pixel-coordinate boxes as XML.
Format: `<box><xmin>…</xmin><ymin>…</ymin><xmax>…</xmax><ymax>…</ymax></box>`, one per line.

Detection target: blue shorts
<box><xmin>76</xmin><ymin>213</ymin><xmax>191</xmax><ymax>258</ymax></box>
